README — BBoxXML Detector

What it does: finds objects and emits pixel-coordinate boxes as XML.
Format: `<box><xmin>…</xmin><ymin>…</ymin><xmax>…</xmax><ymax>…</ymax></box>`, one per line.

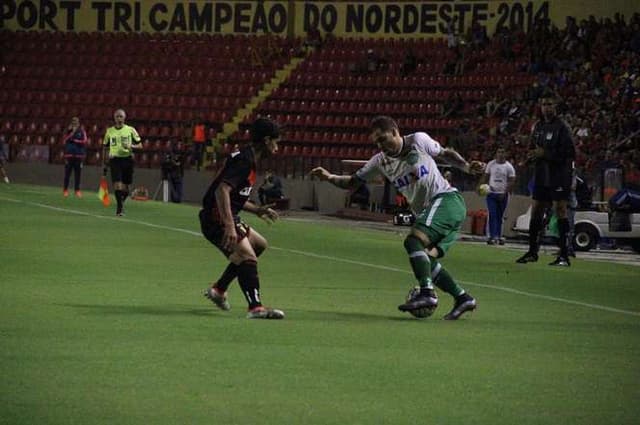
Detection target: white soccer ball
<box><xmin>477</xmin><ymin>184</ymin><xmax>490</xmax><ymax>196</ymax></box>
<box><xmin>405</xmin><ymin>286</ymin><xmax>437</xmax><ymax>319</ymax></box>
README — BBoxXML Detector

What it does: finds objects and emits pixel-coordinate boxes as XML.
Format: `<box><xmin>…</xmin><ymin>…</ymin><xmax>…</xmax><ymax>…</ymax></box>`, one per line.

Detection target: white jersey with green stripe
<box><xmin>355</xmin><ymin>132</ymin><xmax>456</xmax><ymax>212</ymax></box>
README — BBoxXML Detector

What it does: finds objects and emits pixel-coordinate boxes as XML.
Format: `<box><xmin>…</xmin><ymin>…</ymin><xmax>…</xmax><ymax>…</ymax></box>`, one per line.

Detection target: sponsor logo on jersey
<box><xmin>394</xmin><ymin>165</ymin><xmax>429</xmax><ymax>189</ymax></box>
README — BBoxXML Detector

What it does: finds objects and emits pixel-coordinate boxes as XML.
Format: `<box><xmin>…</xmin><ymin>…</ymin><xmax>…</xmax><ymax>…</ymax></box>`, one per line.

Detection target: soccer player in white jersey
<box><xmin>311</xmin><ymin>116</ymin><xmax>484</xmax><ymax>320</ymax></box>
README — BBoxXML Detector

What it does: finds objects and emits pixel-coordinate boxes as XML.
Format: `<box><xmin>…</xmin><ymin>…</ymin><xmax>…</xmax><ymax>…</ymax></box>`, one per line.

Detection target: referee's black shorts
<box><xmin>532</xmin><ymin>184</ymin><xmax>570</xmax><ymax>202</ymax></box>
<box><xmin>109</xmin><ymin>157</ymin><xmax>134</xmax><ymax>185</ymax></box>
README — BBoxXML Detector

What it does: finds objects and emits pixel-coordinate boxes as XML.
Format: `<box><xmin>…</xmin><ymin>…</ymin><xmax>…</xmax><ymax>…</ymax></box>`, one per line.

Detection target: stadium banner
<box><xmin>295</xmin><ymin>0</ymin><xmax>637</xmax><ymax>38</ymax></box>
<box><xmin>0</xmin><ymin>1</ymin><xmax>636</xmax><ymax>36</ymax></box>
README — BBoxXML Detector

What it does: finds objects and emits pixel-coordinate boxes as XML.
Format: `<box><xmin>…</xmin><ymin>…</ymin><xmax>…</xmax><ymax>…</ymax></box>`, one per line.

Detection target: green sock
<box><xmin>431</xmin><ymin>260</ymin><xmax>465</xmax><ymax>297</ymax></box>
<box><xmin>404</xmin><ymin>236</ymin><xmax>433</xmax><ymax>288</ymax></box>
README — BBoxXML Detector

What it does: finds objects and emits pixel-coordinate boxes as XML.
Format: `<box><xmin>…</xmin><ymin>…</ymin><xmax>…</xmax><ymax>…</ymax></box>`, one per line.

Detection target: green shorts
<box><xmin>413</xmin><ymin>191</ymin><xmax>467</xmax><ymax>258</ymax></box>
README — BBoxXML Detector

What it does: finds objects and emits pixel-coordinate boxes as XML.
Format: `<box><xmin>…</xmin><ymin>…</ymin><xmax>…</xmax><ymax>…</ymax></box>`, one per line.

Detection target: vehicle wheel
<box><xmin>631</xmin><ymin>239</ymin><xmax>640</xmax><ymax>254</ymax></box>
<box><xmin>573</xmin><ymin>224</ymin><xmax>598</xmax><ymax>251</ymax></box>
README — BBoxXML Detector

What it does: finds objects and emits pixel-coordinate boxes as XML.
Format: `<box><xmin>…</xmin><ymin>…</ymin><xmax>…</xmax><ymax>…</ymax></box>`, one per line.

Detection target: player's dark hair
<box><xmin>251</xmin><ymin>117</ymin><xmax>280</xmax><ymax>145</ymax></box>
<box><xmin>370</xmin><ymin>116</ymin><xmax>398</xmax><ymax>133</ymax></box>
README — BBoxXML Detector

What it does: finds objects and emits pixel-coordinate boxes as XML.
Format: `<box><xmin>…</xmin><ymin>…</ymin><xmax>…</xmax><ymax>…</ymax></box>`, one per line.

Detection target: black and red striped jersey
<box><xmin>202</xmin><ymin>146</ymin><xmax>257</xmax><ymax>222</ymax></box>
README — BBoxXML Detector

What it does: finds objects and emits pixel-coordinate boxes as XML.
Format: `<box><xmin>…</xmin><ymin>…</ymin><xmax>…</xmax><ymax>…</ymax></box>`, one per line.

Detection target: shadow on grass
<box><xmin>285</xmin><ymin>309</ymin><xmax>426</xmax><ymax>323</ymax></box>
<box><xmin>58</xmin><ymin>303</ymin><xmax>226</xmax><ymax>318</ymax></box>
<box><xmin>58</xmin><ymin>303</ymin><xmax>424</xmax><ymax>323</ymax></box>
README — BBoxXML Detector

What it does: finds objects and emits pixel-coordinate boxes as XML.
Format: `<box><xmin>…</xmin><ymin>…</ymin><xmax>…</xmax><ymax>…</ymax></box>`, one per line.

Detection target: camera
<box><xmin>161</xmin><ymin>153</ymin><xmax>183</xmax><ymax>180</ymax></box>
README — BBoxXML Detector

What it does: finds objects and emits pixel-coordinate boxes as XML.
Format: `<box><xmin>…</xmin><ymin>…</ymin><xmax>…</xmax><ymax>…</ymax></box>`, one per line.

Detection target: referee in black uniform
<box><xmin>517</xmin><ymin>90</ymin><xmax>576</xmax><ymax>266</ymax></box>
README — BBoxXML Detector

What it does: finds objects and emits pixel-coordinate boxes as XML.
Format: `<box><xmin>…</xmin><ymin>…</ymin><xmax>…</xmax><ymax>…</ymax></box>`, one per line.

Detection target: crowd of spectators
<box><xmin>455</xmin><ymin>13</ymin><xmax>640</xmax><ymax>196</ymax></box>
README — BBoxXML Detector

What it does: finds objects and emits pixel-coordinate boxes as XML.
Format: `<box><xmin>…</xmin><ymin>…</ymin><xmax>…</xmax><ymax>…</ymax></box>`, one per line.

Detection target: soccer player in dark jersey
<box><xmin>516</xmin><ymin>90</ymin><xmax>576</xmax><ymax>266</ymax></box>
<box><xmin>200</xmin><ymin>117</ymin><xmax>284</xmax><ymax>319</ymax></box>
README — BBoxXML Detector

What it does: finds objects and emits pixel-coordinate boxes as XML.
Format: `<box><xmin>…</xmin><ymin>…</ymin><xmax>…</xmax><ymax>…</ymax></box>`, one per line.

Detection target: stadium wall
<box><xmin>1</xmin><ymin>1</ymin><xmax>636</xmax><ymax>37</ymax></box>
<box><xmin>6</xmin><ymin>162</ymin><xmax>531</xmax><ymax>236</ymax></box>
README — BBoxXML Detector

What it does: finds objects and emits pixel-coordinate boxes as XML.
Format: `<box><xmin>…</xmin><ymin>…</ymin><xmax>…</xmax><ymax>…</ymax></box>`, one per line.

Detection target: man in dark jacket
<box><xmin>62</xmin><ymin>116</ymin><xmax>87</xmax><ymax>197</ymax></box>
<box><xmin>517</xmin><ymin>91</ymin><xmax>576</xmax><ymax>266</ymax></box>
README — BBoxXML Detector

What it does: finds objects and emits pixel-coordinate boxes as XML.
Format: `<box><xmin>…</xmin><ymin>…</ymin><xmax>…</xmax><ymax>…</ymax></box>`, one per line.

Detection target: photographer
<box><xmin>162</xmin><ymin>148</ymin><xmax>185</xmax><ymax>203</ymax></box>
<box><xmin>258</xmin><ymin>170</ymin><xmax>284</xmax><ymax>205</ymax></box>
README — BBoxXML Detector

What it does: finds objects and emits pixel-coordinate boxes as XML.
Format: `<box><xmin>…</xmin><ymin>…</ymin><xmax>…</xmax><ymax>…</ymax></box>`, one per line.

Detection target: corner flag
<box><xmin>98</xmin><ymin>176</ymin><xmax>110</xmax><ymax>207</ymax></box>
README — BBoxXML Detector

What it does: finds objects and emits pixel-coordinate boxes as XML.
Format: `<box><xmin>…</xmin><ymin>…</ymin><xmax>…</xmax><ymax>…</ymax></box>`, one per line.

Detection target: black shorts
<box><xmin>532</xmin><ymin>184</ymin><xmax>570</xmax><ymax>202</ymax></box>
<box><xmin>109</xmin><ymin>157</ymin><xmax>134</xmax><ymax>185</ymax></box>
<box><xmin>199</xmin><ymin>209</ymin><xmax>250</xmax><ymax>257</ymax></box>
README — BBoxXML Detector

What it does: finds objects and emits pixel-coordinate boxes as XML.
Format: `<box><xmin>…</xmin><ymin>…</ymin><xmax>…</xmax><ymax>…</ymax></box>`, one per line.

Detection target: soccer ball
<box><xmin>405</xmin><ymin>286</ymin><xmax>437</xmax><ymax>319</ymax></box>
<box><xmin>477</xmin><ymin>184</ymin><xmax>490</xmax><ymax>196</ymax></box>
<box><xmin>393</xmin><ymin>212</ymin><xmax>415</xmax><ymax>226</ymax></box>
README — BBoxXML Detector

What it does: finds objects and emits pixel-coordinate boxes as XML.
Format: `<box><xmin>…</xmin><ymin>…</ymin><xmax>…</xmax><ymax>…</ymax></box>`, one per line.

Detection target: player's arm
<box><xmin>480</xmin><ymin>165</ymin><xmax>490</xmax><ymax>185</ymax></box>
<box><xmin>507</xmin><ymin>165</ymin><xmax>516</xmax><ymax>193</ymax></box>
<box><xmin>439</xmin><ymin>148</ymin><xmax>484</xmax><ymax>175</ymax></box>
<box><xmin>310</xmin><ymin>167</ymin><xmax>362</xmax><ymax>190</ymax></box>
<box><xmin>556</xmin><ymin>123</ymin><xmax>575</xmax><ymax>162</ymax></box>
<box><xmin>507</xmin><ymin>176</ymin><xmax>516</xmax><ymax>193</ymax></box>
<box><xmin>215</xmin><ymin>182</ymin><xmax>237</xmax><ymax>250</ymax></box>
<box><xmin>130</xmin><ymin>127</ymin><xmax>143</xmax><ymax>150</ymax></box>
<box><xmin>78</xmin><ymin>128</ymin><xmax>88</xmax><ymax>145</ymax></box>
<box><xmin>243</xmin><ymin>200</ymin><xmax>279</xmax><ymax>224</ymax></box>
<box><xmin>62</xmin><ymin>128</ymin><xmax>74</xmax><ymax>144</ymax></box>
<box><xmin>101</xmin><ymin>131</ymin><xmax>110</xmax><ymax>173</ymax></box>
<box><xmin>524</xmin><ymin>121</ymin><xmax>544</xmax><ymax>163</ymax></box>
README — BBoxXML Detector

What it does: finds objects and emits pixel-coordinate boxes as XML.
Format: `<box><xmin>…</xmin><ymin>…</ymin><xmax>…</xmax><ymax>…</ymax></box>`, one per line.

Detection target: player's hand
<box><xmin>467</xmin><ymin>160</ymin><xmax>485</xmax><ymax>175</ymax></box>
<box><xmin>310</xmin><ymin>167</ymin><xmax>331</xmax><ymax>181</ymax></box>
<box><xmin>221</xmin><ymin>226</ymin><xmax>238</xmax><ymax>251</ymax></box>
<box><xmin>257</xmin><ymin>204</ymin><xmax>279</xmax><ymax>224</ymax></box>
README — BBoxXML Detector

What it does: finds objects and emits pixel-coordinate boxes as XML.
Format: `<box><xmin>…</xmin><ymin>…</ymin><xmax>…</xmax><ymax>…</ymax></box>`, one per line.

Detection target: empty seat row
<box><xmin>244</xmin><ymin>111</ymin><xmax>465</xmax><ymax>132</ymax></box>
<box><xmin>0</xmin><ymin>77</ymin><xmax>266</xmax><ymax>98</ymax></box>
<box><xmin>260</xmin><ymin>100</ymin><xmax>471</xmax><ymax>116</ymax></box>
<box><xmin>2</xmin><ymin>62</ymin><xmax>273</xmax><ymax>83</ymax></box>
<box><xmin>270</xmin><ymin>86</ymin><xmax>488</xmax><ymax>103</ymax></box>
<box><xmin>5</xmin><ymin>53</ymin><xmax>283</xmax><ymax>72</ymax></box>
<box><xmin>277</xmin><ymin>144</ymin><xmax>378</xmax><ymax>160</ymax></box>
<box><xmin>1</xmin><ymin>90</ymin><xmax>252</xmax><ymax>109</ymax></box>
<box><xmin>285</xmin><ymin>72</ymin><xmax>531</xmax><ymax>90</ymax></box>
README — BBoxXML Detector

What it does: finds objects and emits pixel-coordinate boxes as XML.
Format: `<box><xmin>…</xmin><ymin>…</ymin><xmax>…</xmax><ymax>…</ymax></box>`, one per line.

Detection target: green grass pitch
<box><xmin>1</xmin><ymin>184</ymin><xmax>639</xmax><ymax>425</ymax></box>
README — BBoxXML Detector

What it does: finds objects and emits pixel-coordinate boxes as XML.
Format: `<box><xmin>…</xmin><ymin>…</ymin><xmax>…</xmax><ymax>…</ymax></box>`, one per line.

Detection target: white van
<box><xmin>513</xmin><ymin>206</ymin><xmax>640</xmax><ymax>253</ymax></box>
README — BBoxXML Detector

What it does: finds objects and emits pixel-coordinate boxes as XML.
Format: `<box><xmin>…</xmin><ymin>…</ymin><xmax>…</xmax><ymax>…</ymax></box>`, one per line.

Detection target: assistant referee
<box><xmin>102</xmin><ymin>109</ymin><xmax>142</xmax><ymax>216</ymax></box>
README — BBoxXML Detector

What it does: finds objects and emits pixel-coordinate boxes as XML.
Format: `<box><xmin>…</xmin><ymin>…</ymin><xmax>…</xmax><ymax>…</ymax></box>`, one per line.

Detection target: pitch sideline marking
<box><xmin>3</xmin><ymin>195</ymin><xmax>639</xmax><ymax>318</ymax></box>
